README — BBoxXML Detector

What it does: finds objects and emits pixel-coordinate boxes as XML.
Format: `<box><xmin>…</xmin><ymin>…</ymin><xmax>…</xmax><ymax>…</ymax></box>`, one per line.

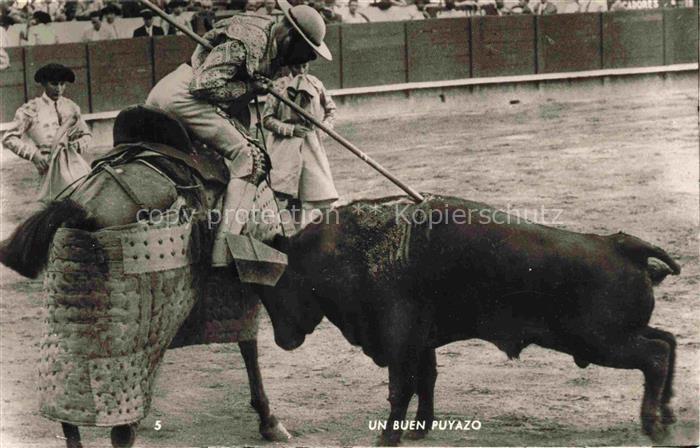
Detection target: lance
<box><xmin>138</xmin><ymin>0</ymin><xmax>425</xmax><ymax>203</ymax></box>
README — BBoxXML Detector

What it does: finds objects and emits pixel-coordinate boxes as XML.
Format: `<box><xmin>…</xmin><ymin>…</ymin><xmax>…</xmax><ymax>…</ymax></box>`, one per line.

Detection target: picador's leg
<box><xmin>238</xmin><ymin>340</ymin><xmax>291</xmax><ymax>441</ymax></box>
<box><xmin>61</xmin><ymin>423</ymin><xmax>82</xmax><ymax>448</ymax></box>
<box><xmin>404</xmin><ymin>348</ymin><xmax>437</xmax><ymax>440</ymax></box>
<box><xmin>642</xmin><ymin>327</ymin><xmax>677</xmax><ymax>426</ymax></box>
<box><xmin>585</xmin><ymin>332</ymin><xmax>671</xmax><ymax>442</ymax></box>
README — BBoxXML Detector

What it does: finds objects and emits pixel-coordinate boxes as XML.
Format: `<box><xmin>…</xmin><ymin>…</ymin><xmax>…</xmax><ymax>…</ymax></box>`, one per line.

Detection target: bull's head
<box><xmin>258</xmin><ymin>234</ymin><xmax>325</xmax><ymax>350</ymax></box>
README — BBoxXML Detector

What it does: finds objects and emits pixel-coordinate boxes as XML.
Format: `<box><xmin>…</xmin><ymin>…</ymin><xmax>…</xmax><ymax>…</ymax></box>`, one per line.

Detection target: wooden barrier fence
<box><xmin>1</xmin><ymin>8</ymin><xmax>697</xmax><ymax>123</ymax></box>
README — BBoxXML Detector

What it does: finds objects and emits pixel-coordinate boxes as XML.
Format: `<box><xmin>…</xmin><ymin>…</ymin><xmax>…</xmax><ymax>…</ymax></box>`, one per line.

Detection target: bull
<box><xmin>258</xmin><ymin>194</ymin><xmax>681</xmax><ymax>446</ymax></box>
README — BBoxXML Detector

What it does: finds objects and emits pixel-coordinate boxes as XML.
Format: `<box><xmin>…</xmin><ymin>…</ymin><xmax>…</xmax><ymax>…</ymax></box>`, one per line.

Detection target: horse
<box><xmin>0</xmin><ymin>105</ymin><xmax>290</xmax><ymax>448</ymax></box>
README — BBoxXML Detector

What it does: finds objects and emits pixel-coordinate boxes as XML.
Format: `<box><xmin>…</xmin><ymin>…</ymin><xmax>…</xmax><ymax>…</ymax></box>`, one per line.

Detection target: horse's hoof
<box><xmin>66</xmin><ymin>439</ymin><xmax>83</xmax><ymax>448</ymax></box>
<box><xmin>375</xmin><ymin>433</ymin><xmax>400</xmax><ymax>446</ymax></box>
<box><xmin>642</xmin><ymin>413</ymin><xmax>668</xmax><ymax>443</ymax></box>
<box><xmin>661</xmin><ymin>405</ymin><xmax>676</xmax><ymax>426</ymax></box>
<box><xmin>403</xmin><ymin>429</ymin><xmax>428</xmax><ymax>440</ymax></box>
<box><xmin>110</xmin><ymin>424</ymin><xmax>136</xmax><ymax>448</ymax></box>
<box><xmin>261</xmin><ymin>418</ymin><xmax>292</xmax><ymax>442</ymax></box>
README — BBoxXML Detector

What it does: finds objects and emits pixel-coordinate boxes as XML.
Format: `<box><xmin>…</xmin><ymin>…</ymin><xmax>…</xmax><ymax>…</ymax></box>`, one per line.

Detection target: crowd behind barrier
<box><xmin>0</xmin><ymin>0</ymin><xmax>696</xmax><ymax>48</ymax></box>
<box><xmin>1</xmin><ymin>6</ymin><xmax>696</xmax><ymax>124</ymax></box>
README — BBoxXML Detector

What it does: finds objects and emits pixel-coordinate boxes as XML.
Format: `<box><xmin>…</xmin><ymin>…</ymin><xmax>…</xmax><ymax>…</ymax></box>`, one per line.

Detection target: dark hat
<box><xmin>169</xmin><ymin>0</ymin><xmax>190</xmax><ymax>7</ymax></box>
<box><xmin>89</xmin><ymin>10</ymin><xmax>102</xmax><ymax>19</ymax></box>
<box><xmin>32</xmin><ymin>10</ymin><xmax>52</xmax><ymax>24</ymax></box>
<box><xmin>34</xmin><ymin>63</ymin><xmax>76</xmax><ymax>84</ymax></box>
<box><xmin>102</xmin><ymin>3</ymin><xmax>121</xmax><ymax>14</ymax></box>
<box><xmin>113</xmin><ymin>105</ymin><xmax>193</xmax><ymax>154</ymax></box>
<box><xmin>139</xmin><ymin>8</ymin><xmax>155</xmax><ymax>18</ymax></box>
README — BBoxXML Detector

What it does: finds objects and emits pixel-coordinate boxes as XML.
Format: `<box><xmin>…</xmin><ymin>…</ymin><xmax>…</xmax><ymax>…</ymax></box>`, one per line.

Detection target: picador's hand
<box><xmin>251</xmin><ymin>75</ymin><xmax>273</xmax><ymax>95</ymax></box>
<box><xmin>32</xmin><ymin>153</ymin><xmax>49</xmax><ymax>174</ymax></box>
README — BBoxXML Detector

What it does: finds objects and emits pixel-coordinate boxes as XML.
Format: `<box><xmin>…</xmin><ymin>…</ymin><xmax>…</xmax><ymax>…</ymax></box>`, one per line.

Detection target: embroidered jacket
<box><xmin>2</xmin><ymin>94</ymin><xmax>91</xmax><ymax>161</ymax></box>
<box><xmin>189</xmin><ymin>14</ymin><xmax>279</xmax><ymax>104</ymax></box>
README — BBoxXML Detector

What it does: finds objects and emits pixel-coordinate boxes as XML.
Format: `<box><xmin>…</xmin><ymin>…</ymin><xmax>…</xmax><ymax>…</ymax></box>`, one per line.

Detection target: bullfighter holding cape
<box><xmin>2</xmin><ymin>63</ymin><xmax>91</xmax><ymax>203</ymax></box>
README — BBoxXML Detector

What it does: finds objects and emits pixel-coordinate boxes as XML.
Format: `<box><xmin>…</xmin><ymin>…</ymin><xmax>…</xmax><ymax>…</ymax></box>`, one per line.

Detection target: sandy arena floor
<box><xmin>1</xmin><ymin>76</ymin><xmax>698</xmax><ymax>447</ymax></box>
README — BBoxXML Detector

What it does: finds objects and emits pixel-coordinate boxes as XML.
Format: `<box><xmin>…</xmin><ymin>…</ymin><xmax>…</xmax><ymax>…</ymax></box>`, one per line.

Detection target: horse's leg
<box><xmin>61</xmin><ymin>422</ymin><xmax>82</xmax><ymax>448</ymax></box>
<box><xmin>238</xmin><ymin>339</ymin><xmax>291</xmax><ymax>441</ymax></box>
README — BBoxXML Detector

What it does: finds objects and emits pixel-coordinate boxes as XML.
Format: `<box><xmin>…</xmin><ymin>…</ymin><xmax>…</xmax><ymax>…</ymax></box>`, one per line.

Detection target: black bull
<box><xmin>258</xmin><ymin>195</ymin><xmax>681</xmax><ymax>446</ymax></box>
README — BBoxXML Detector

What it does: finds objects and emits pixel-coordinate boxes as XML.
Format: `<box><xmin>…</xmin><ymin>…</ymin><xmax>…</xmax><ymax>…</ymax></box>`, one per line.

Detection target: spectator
<box><xmin>166</xmin><ymin>0</ymin><xmax>194</xmax><ymax>34</ymax></box>
<box><xmin>405</xmin><ymin>0</ymin><xmax>430</xmax><ymax>19</ymax></box>
<box><xmin>229</xmin><ymin>0</ymin><xmax>249</xmax><ymax>11</ymax></box>
<box><xmin>508</xmin><ymin>0</ymin><xmax>533</xmax><ymax>13</ymax></box>
<box><xmin>437</xmin><ymin>0</ymin><xmax>469</xmax><ymax>17</ymax></box>
<box><xmin>342</xmin><ymin>0</ymin><xmax>369</xmax><ymax>22</ymax></box>
<box><xmin>1</xmin><ymin>2</ymin><xmax>25</xmax><ymax>24</ymax></box>
<box><xmin>81</xmin><ymin>10</ymin><xmax>116</xmax><ymax>41</ymax></box>
<box><xmin>74</xmin><ymin>0</ymin><xmax>104</xmax><ymax>20</ymax></box>
<box><xmin>319</xmin><ymin>0</ymin><xmax>343</xmax><ymax>22</ymax></box>
<box><xmin>20</xmin><ymin>11</ymin><xmax>59</xmax><ymax>45</ymax></box>
<box><xmin>263</xmin><ymin>62</ymin><xmax>339</xmax><ymax>230</ymax></box>
<box><xmin>121</xmin><ymin>0</ymin><xmax>143</xmax><ymax>18</ymax></box>
<box><xmin>480</xmin><ymin>0</ymin><xmax>503</xmax><ymax>14</ymax></box>
<box><xmin>534</xmin><ymin>0</ymin><xmax>557</xmax><ymax>13</ymax></box>
<box><xmin>2</xmin><ymin>63</ymin><xmax>91</xmax><ymax>203</ymax></box>
<box><xmin>29</xmin><ymin>0</ymin><xmax>67</xmax><ymax>22</ymax></box>
<box><xmin>133</xmin><ymin>9</ymin><xmax>165</xmax><ymax>36</ymax></box>
<box><xmin>256</xmin><ymin>0</ymin><xmax>280</xmax><ymax>15</ymax></box>
<box><xmin>362</xmin><ymin>0</ymin><xmax>414</xmax><ymax>21</ymax></box>
<box><xmin>191</xmin><ymin>1</ymin><xmax>216</xmax><ymax>33</ymax></box>
<box><xmin>102</xmin><ymin>4</ymin><xmax>122</xmax><ymax>38</ymax></box>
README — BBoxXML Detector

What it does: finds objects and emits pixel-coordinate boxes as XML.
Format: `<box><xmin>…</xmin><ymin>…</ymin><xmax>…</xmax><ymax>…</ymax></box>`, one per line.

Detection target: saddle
<box><xmin>96</xmin><ymin>105</ymin><xmax>230</xmax><ymax>188</ymax></box>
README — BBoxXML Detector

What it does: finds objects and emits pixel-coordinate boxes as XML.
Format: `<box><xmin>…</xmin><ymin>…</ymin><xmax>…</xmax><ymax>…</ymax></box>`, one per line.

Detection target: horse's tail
<box><xmin>0</xmin><ymin>199</ymin><xmax>96</xmax><ymax>279</ymax></box>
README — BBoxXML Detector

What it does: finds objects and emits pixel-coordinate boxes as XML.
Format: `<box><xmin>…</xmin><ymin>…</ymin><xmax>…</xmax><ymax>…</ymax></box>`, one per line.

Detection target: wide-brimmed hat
<box><xmin>139</xmin><ymin>8</ymin><xmax>155</xmax><ymax>18</ymax></box>
<box><xmin>277</xmin><ymin>0</ymin><xmax>331</xmax><ymax>61</ymax></box>
<box><xmin>34</xmin><ymin>63</ymin><xmax>76</xmax><ymax>84</ymax></box>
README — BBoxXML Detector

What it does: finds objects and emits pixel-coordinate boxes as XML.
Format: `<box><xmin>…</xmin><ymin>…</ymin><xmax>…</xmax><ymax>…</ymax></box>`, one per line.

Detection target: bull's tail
<box><xmin>613</xmin><ymin>232</ymin><xmax>681</xmax><ymax>285</ymax></box>
<box><xmin>0</xmin><ymin>199</ymin><xmax>96</xmax><ymax>279</ymax></box>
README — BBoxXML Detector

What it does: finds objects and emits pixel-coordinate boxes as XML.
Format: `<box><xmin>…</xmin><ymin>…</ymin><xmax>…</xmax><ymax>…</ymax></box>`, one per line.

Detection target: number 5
<box><xmin>154</xmin><ymin>420</ymin><xmax>162</xmax><ymax>431</ymax></box>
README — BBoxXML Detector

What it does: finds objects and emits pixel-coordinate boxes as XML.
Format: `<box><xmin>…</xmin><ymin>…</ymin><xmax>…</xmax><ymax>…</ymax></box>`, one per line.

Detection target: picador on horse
<box><xmin>0</xmin><ymin>2</ymin><xmax>333</xmax><ymax>447</ymax></box>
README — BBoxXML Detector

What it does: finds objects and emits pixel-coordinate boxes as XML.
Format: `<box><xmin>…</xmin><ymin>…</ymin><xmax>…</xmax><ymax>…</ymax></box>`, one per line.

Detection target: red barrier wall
<box><xmin>663</xmin><ymin>8</ymin><xmax>698</xmax><ymax>64</ymax></box>
<box><xmin>24</xmin><ymin>43</ymin><xmax>90</xmax><ymax>114</ymax></box>
<box><xmin>536</xmin><ymin>13</ymin><xmax>602</xmax><ymax>73</ymax></box>
<box><xmin>602</xmin><ymin>10</ymin><xmax>664</xmax><ymax>68</ymax></box>
<box><xmin>406</xmin><ymin>18</ymin><xmax>470</xmax><ymax>82</ymax></box>
<box><xmin>310</xmin><ymin>24</ymin><xmax>342</xmax><ymax>89</ymax></box>
<box><xmin>471</xmin><ymin>15</ymin><xmax>536</xmax><ymax>77</ymax></box>
<box><xmin>341</xmin><ymin>21</ymin><xmax>407</xmax><ymax>88</ymax></box>
<box><xmin>0</xmin><ymin>48</ymin><xmax>25</xmax><ymax>123</ymax></box>
<box><xmin>153</xmin><ymin>35</ymin><xmax>198</xmax><ymax>83</ymax></box>
<box><xmin>88</xmin><ymin>37</ymin><xmax>153</xmax><ymax>113</ymax></box>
